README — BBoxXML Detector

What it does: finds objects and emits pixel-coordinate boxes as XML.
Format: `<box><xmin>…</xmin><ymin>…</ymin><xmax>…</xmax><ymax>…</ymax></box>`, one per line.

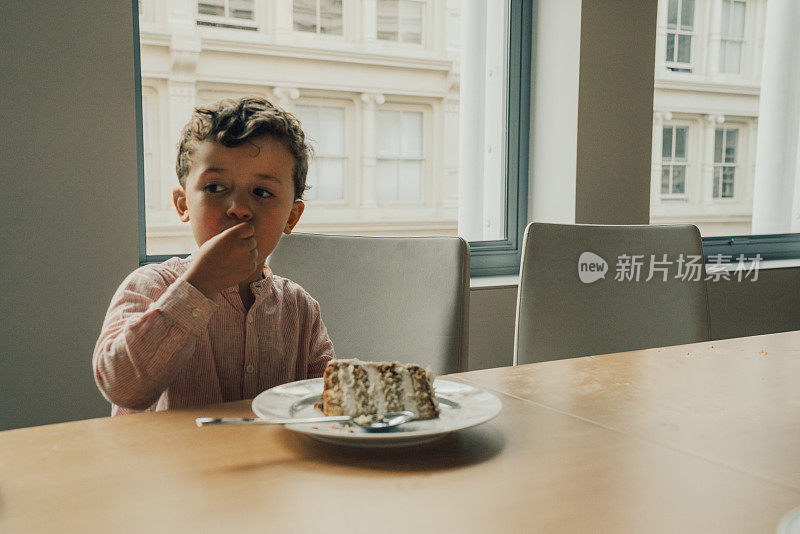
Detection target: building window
<box><xmin>197</xmin><ymin>0</ymin><xmax>257</xmax><ymax>30</ymax></box>
<box><xmin>666</xmin><ymin>0</ymin><xmax>695</xmax><ymax>72</ymax></box>
<box><xmin>661</xmin><ymin>125</ymin><xmax>688</xmax><ymax>199</ymax></box>
<box><xmin>294</xmin><ymin>104</ymin><xmax>346</xmax><ymax>201</ymax></box>
<box><xmin>293</xmin><ymin>0</ymin><xmax>343</xmax><ymax>36</ymax></box>
<box><xmin>376</xmin><ymin>110</ymin><xmax>423</xmax><ymax>202</ymax></box>
<box><xmin>720</xmin><ymin>0</ymin><xmax>746</xmax><ymax>74</ymax></box>
<box><xmin>713</xmin><ymin>127</ymin><xmax>738</xmax><ymax>199</ymax></box>
<box><xmin>377</xmin><ymin>0</ymin><xmax>424</xmax><ymax>44</ymax></box>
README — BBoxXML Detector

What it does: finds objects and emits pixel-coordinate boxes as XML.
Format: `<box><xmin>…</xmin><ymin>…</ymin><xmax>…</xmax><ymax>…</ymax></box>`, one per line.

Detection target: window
<box><xmin>653</xmin><ymin>0</ymin><xmax>800</xmax><ymax>262</ymax></box>
<box><xmin>377</xmin><ymin>0</ymin><xmax>423</xmax><ymax>44</ymax></box>
<box><xmin>135</xmin><ymin>0</ymin><xmax>531</xmax><ymax>275</ymax></box>
<box><xmin>720</xmin><ymin>0</ymin><xmax>746</xmax><ymax>74</ymax></box>
<box><xmin>376</xmin><ymin>110</ymin><xmax>423</xmax><ymax>202</ymax></box>
<box><xmin>661</xmin><ymin>125</ymin><xmax>688</xmax><ymax>199</ymax></box>
<box><xmin>197</xmin><ymin>0</ymin><xmax>257</xmax><ymax>30</ymax></box>
<box><xmin>294</xmin><ymin>104</ymin><xmax>346</xmax><ymax>202</ymax></box>
<box><xmin>293</xmin><ymin>0</ymin><xmax>343</xmax><ymax>35</ymax></box>
<box><xmin>666</xmin><ymin>0</ymin><xmax>695</xmax><ymax>72</ymax></box>
<box><xmin>713</xmin><ymin>127</ymin><xmax>738</xmax><ymax>199</ymax></box>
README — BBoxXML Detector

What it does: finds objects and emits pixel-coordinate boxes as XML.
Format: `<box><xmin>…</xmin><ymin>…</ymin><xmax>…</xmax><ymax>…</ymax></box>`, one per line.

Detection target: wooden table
<box><xmin>2</xmin><ymin>332</ymin><xmax>799</xmax><ymax>533</ymax></box>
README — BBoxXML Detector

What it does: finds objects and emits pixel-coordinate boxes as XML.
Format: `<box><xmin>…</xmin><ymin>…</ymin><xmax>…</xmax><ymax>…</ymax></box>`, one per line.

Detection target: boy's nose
<box><xmin>226</xmin><ymin>199</ymin><xmax>252</xmax><ymax>221</ymax></box>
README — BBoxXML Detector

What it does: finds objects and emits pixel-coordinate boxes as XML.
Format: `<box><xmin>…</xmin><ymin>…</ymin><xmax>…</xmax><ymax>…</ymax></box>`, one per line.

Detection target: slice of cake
<box><xmin>320</xmin><ymin>359</ymin><xmax>439</xmax><ymax>420</ymax></box>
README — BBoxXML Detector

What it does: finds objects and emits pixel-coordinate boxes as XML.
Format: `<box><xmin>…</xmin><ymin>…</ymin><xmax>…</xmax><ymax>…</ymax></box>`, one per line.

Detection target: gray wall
<box><xmin>575</xmin><ymin>0</ymin><xmax>656</xmax><ymax>225</ymax></box>
<box><xmin>468</xmin><ymin>272</ymin><xmax>800</xmax><ymax>371</ymax></box>
<box><xmin>0</xmin><ymin>1</ymin><xmax>140</xmax><ymax>430</ymax></box>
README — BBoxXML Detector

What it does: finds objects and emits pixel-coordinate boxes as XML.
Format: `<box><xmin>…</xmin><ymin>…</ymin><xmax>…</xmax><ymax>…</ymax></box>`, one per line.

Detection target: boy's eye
<box><xmin>204</xmin><ymin>184</ymin><xmax>224</xmax><ymax>193</ymax></box>
<box><xmin>254</xmin><ymin>188</ymin><xmax>274</xmax><ymax>199</ymax></box>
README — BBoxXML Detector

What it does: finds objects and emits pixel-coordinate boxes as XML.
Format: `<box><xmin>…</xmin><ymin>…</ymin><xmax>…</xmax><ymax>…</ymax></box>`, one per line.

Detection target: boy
<box><xmin>93</xmin><ymin>96</ymin><xmax>334</xmax><ymax>415</ymax></box>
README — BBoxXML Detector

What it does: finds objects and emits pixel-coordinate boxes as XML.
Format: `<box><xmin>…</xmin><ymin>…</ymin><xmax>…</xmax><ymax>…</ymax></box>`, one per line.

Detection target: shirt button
<box><xmin>246</xmin><ymin>364</ymin><xmax>255</xmax><ymax>373</ymax></box>
<box><xmin>192</xmin><ymin>307</ymin><xmax>201</xmax><ymax>318</ymax></box>
<box><xmin>247</xmin><ymin>315</ymin><xmax>254</xmax><ymax>324</ymax></box>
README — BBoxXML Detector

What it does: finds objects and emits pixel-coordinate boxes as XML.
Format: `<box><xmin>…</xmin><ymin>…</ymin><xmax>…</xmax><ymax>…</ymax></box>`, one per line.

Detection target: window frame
<box><xmin>719</xmin><ymin>0</ymin><xmax>746</xmax><ymax>74</ymax></box>
<box><xmin>712</xmin><ymin>126</ymin><xmax>739</xmax><ymax>200</ymax></box>
<box><xmin>196</xmin><ymin>0</ymin><xmax>259</xmax><ymax>31</ymax></box>
<box><xmin>376</xmin><ymin>0</ymin><xmax>426</xmax><ymax>46</ymax></box>
<box><xmin>467</xmin><ymin>0</ymin><xmax>531</xmax><ymax>276</ymax></box>
<box><xmin>660</xmin><ymin>124</ymin><xmax>689</xmax><ymax>200</ymax></box>
<box><xmin>292</xmin><ymin>0</ymin><xmax>345</xmax><ymax>37</ymax></box>
<box><xmin>375</xmin><ymin>107</ymin><xmax>425</xmax><ymax>204</ymax></box>
<box><xmin>294</xmin><ymin>102</ymin><xmax>349</xmax><ymax>204</ymax></box>
<box><xmin>665</xmin><ymin>0</ymin><xmax>695</xmax><ymax>72</ymax></box>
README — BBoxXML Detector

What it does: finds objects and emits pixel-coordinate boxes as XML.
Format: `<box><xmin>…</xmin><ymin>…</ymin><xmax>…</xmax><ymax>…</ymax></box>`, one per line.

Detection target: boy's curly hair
<box><xmin>176</xmin><ymin>96</ymin><xmax>311</xmax><ymax>200</ymax></box>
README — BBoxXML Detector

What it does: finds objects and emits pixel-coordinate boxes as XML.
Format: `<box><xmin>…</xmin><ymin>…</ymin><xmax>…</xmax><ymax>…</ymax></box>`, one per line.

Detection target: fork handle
<box><xmin>196</xmin><ymin>416</ymin><xmax>351</xmax><ymax>427</ymax></box>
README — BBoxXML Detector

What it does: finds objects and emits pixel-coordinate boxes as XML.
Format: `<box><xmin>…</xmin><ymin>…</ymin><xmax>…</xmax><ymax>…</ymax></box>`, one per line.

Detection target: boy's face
<box><xmin>172</xmin><ymin>135</ymin><xmax>304</xmax><ymax>274</ymax></box>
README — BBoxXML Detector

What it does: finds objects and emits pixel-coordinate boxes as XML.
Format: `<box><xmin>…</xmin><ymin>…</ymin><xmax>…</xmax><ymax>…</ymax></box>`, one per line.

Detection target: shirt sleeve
<box><xmin>92</xmin><ymin>266</ymin><xmax>217</xmax><ymax>410</ymax></box>
<box><xmin>305</xmin><ymin>298</ymin><xmax>334</xmax><ymax>378</ymax></box>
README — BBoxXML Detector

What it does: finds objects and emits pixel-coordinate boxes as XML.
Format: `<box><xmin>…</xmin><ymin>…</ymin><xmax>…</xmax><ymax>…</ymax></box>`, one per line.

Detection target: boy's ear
<box><xmin>172</xmin><ymin>186</ymin><xmax>190</xmax><ymax>222</ymax></box>
<box><xmin>283</xmin><ymin>201</ymin><xmax>305</xmax><ymax>234</ymax></box>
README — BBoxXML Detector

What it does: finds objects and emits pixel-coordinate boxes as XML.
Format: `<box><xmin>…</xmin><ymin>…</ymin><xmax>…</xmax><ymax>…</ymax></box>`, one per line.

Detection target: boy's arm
<box><xmin>305</xmin><ymin>299</ymin><xmax>335</xmax><ymax>378</ymax></box>
<box><xmin>92</xmin><ymin>267</ymin><xmax>217</xmax><ymax>410</ymax></box>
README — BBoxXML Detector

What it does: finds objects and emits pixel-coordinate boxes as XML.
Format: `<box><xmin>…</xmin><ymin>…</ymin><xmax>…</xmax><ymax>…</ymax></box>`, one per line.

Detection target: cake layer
<box><xmin>321</xmin><ymin>359</ymin><xmax>439</xmax><ymax>420</ymax></box>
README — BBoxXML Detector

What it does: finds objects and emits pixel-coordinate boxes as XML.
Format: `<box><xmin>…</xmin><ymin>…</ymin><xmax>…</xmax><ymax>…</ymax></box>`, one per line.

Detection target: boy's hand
<box><xmin>184</xmin><ymin>222</ymin><xmax>260</xmax><ymax>298</ymax></box>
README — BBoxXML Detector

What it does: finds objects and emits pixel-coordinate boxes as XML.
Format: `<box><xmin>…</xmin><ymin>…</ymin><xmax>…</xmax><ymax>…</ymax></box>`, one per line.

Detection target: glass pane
<box><xmin>666</xmin><ymin>33</ymin><xmax>676</xmax><ymax>62</ymax></box>
<box><xmin>376</xmin><ymin>160</ymin><xmax>398</xmax><ymax>201</ymax></box>
<box><xmin>721</xmin><ymin>0</ymin><xmax>731</xmax><ymax>38</ymax></box>
<box><xmin>722</xmin><ymin>167</ymin><xmax>735</xmax><ymax>197</ymax></box>
<box><xmin>677</xmin><ymin>34</ymin><xmax>691</xmax><ymax>63</ymax></box>
<box><xmin>400</xmin><ymin>1</ymin><xmax>423</xmax><ymax>44</ymax></box>
<box><xmin>401</xmin><ymin>111</ymin><xmax>423</xmax><ymax>156</ymax></box>
<box><xmin>295</xmin><ymin>105</ymin><xmax>319</xmax><ymax>135</ymax></box>
<box><xmin>661</xmin><ymin>167</ymin><xmax>671</xmax><ymax>194</ymax></box>
<box><xmin>398</xmin><ymin>160</ymin><xmax>421</xmax><ymax>201</ymax></box>
<box><xmin>198</xmin><ymin>0</ymin><xmax>225</xmax><ymax>17</ymax></box>
<box><xmin>319</xmin><ymin>106</ymin><xmax>345</xmax><ymax>154</ymax></box>
<box><xmin>662</xmin><ymin>126</ymin><xmax>673</xmax><ymax>159</ymax></box>
<box><xmin>681</xmin><ymin>0</ymin><xmax>695</xmax><ymax>30</ymax></box>
<box><xmin>318</xmin><ymin>158</ymin><xmax>344</xmax><ymax>200</ymax></box>
<box><xmin>377</xmin><ymin>110</ymin><xmax>400</xmax><ymax>157</ymax></box>
<box><xmin>230</xmin><ymin>0</ymin><xmax>254</xmax><ymax>20</ymax></box>
<box><xmin>320</xmin><ymin>0</ymin><xmax>343</xmax><ymax>35</ymax></box>
<box><xmin>713</xmin><ymin>168</ymin><xmax>721</xmax><ymax>198</ymax></box>
<box><xmin>293</xmin><ymin>0</ymin><xmax>317</xmax><ymax>32</ymax></box>
<box><xmin>725</xmin><ymin>129</ymin><xmax>738</xmax><ymax>163</ymax></box>
<box><xmin>732</xmin><ymin>1</ymin><xmax>746</xmax><ymax>39</ymax></box>
<box><xmin>674</xmin><ymin>126</ymin><xmax>687</xmax><ymax>159</ymax></box>
<box><xmin>377</xmin><ymin>0</ymin><xmax>399</xmax><ymax>41</ymax></box>
<box><xmin>726</xmin><ymin>42</ymin><xmax>742</xmax><ymax>74</ymax></box>
<box><xmin>305</xmin><ymin>159</ymin><xmax>318</xmax><ymax>200</ymax></box>
<box><xmin>714</xmin><ymin>129</ymin><xmax>724</xmax><ymax>163</ymax></box>
<box><xmin>667</xmin><ymin>0</ymin><xmax>678</xmax><ymax>29</ymax></box>
<box><xmin>672</xmin><ymin>165</ymin><xmax>686</xmax><ymax>194</ymax></box>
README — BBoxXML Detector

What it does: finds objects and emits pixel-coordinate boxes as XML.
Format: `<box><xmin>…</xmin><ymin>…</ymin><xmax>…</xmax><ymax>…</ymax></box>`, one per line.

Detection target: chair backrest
<box><xmin>268</xmin><ymin>233</ymin><xmax>470</xmax><ymax>375</ymax></box>
<box><xmin>514</xmin><ymin>223</ymin><xmax>711</xmax><ymax>365</ymax></box>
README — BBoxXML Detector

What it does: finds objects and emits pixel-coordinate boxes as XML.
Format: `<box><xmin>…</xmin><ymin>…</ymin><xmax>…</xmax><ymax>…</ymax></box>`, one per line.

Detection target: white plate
<box><xmin>251</xmin><ymin>378</ymin><xmax>502</xmax><ymax>448</ymax></box>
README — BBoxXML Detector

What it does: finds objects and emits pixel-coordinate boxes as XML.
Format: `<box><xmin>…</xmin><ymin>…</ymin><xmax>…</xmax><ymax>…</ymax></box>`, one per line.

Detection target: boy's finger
<box><xmin>234</xmin><ymin>222</ymin><xmax>255</xmax><ymax>238</ymax></box>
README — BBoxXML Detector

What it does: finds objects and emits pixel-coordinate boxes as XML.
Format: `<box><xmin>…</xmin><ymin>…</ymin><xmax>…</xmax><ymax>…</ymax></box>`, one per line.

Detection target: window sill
<box><xmin>470</xmin><ymin>274</ymin><xmax>519</xmax><ymax>289</ymax></box>
<box><xmin>468</xmin><ymin>259</ymin><xmax>800</xmax><ymax>290</ymax></box>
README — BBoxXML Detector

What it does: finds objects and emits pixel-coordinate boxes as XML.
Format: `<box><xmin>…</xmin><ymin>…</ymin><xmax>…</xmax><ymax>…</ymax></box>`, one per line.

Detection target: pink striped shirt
<box><xmin>93</xmin><ymin>255</ymin><xmax>334</xmax><ymax>415</ymax></box>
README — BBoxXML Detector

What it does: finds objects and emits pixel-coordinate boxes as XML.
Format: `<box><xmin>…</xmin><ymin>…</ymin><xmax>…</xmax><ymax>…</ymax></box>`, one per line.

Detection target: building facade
<box><xmin>651</xmin><ymin>0</ymin><xmax>768</xmax><ymax>237</ymax></box>
<box><xmin>139</xmin><ymin>0</ymin><xmax>461</xmax><ymax>255</ymax></box>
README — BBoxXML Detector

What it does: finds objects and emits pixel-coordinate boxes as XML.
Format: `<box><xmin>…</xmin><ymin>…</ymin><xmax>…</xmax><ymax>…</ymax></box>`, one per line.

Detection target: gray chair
<box><xmin>269</xmin><ymin>233</ymin><xmax>470</xmax><ymax>374</ymax></box>
<box><xmin>514</xmin><ymin>223</ymin><xmax>711</xmax><ymax>365</ymax></box>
